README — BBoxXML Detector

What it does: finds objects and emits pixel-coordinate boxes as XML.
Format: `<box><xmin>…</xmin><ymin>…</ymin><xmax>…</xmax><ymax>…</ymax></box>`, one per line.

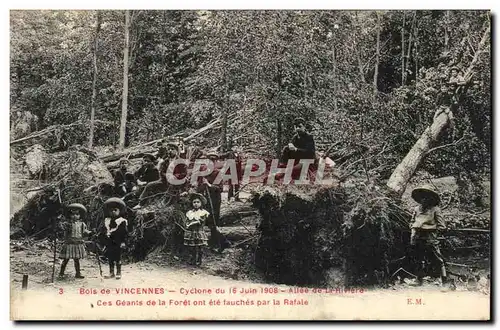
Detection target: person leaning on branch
<box><xmin>409</xmin><ymin>185</ymin><xmax>448</xmax><ymax>287</ymax></box>
<box><xmin>58</xmin><ymin>203</ymin><xmax>92</xmax><ymax>279</ymax></box>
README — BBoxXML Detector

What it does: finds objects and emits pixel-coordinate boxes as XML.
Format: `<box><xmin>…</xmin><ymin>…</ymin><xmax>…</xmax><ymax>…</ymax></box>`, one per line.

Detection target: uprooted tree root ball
<box><xmin>251</xmin><ymin>183</ymin><xmax>412</xmax><ymax>287</ymax></box>
<box><xmin>10</xmin><ymin>146</ymin><xmax>114</xmax><ymax>238</ymax></box>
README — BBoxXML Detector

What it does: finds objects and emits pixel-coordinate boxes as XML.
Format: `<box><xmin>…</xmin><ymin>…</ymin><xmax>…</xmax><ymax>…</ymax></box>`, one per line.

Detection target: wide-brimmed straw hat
<box><xmin>67</xmin><ymin>203</ymin><xmax>87</xmax><ymax>217</ymax></box>
<box><xmin>189</xmin><ymin>193</ymin><xmax>207</xmax><ymax>206</ymax></box>
<box><xmin>103</xmin><ymin>197</ymin><xmax>127</xmax><ymax>214</ymax></box>
<box><xmin>411</xmin><ymin>185</ymin><xmax>441</xmax><ymax>206</ymax></box>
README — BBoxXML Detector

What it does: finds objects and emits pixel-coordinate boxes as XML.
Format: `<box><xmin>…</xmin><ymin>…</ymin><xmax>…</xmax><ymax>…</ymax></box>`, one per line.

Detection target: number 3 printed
<box><xmin>59</xmin><ymin>288</ymin><xmax>64</xmax><ymax>295</ymax></box>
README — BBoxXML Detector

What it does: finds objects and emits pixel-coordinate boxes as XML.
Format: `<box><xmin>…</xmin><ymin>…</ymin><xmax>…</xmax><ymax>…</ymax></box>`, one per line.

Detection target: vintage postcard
<box><xmin>9</xmin><ymin>9</ymin><xmax>491</xmax><ymax>320</ymax></box>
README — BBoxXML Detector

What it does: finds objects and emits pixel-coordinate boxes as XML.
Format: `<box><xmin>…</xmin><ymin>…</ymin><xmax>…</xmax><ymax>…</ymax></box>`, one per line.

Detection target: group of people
<box><xmin>57</xmin><ymin>138</ymin><xmax>235</xmax><ymax>280</ymax></box>
<box><xmin>58</xmin><ymin>197</ymin><xmax>128</xmax><ymax>279</ymax></box>
<box><xmin>58</xmin><ymin>189</ymin><xmax>217</xmax><ymax>279</ymax></box>
<box><xmin>57</xmin><ymin>118</ymin><xmax>450</xmax><ymax>288</ymax></box>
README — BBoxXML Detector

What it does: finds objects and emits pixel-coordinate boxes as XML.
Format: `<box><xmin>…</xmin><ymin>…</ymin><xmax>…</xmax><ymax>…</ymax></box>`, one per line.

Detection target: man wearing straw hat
<box><xmin>102</xmin><ymin>197</ymin><xmax>128</xmax><ymax>279</ymax></box>
<box><xmin>409</xmin><ymin>184</ymin><xmax>447</xmax><ymax>286</ymax></box>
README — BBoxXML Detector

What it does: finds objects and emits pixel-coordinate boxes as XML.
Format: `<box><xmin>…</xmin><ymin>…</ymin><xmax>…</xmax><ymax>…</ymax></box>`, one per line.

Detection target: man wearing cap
<box><xmin>409</xmin><ymin>184</ymin><xmax>448</xmax><ymax>287</ymax></box>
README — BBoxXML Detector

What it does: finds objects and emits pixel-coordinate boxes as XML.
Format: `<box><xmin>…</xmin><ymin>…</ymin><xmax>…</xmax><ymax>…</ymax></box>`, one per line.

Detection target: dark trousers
<box><xmin>105</xmin><ymin>242</ymin><xmax>122</xmax><ymax>276</ymax></box>
<box><xmin>412</xmin><ymin>230</ymin><xmax>446</xmax><ymax>279</ymax></box>
<box><xmin>105</xmin><ymin>243</ymin><xmax>122</xmax><ymax>263</ymax></box>
<box><xmin>280</xmin><ymin>146</ymin><xmax>299</xmax><ymax>164</ymax></box>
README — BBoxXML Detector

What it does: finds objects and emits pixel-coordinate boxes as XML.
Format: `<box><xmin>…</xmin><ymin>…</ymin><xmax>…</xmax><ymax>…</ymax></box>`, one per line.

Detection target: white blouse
<box><xmin>186</xmin><ymin>209</ymin><xmax>210</xmax><ymax>221</ymax></box>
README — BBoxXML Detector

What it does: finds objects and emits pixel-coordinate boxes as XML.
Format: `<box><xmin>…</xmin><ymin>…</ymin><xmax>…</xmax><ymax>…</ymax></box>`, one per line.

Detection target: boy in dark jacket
<box><xmin>102</xmin><ymin>197</ymin><xmax>128</xmax><ymax>279</ymax></box>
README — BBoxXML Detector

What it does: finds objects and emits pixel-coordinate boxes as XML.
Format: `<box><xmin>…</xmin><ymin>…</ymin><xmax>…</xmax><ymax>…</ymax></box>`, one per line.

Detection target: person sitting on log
<box><xmin>58</xmin><ymin>203</ymin><xmax>92</xmax><ymax>279</ymax></box>
<box><xmin>134</xmin><ymin>154</ymin><xmax>160</xmax><ymax>189</ymax></box>
<box><xmin>113</xmin><ymin>158</ymin><xmax>133</xmax><ymax>197</ymax></box>
<box><xmin>277</xmin><ymin>117</ymin><xmax>317</xmax><ymax>181</ymax></box>
<box><xmin>409</xmin><ymin>185</ymin><xmax>448</xmax><ymax>287</ymax></box>
<box><xmin>433</xmin><ymin>82</ymin><xmax>456</xmax><ymax>119</ymax></box>
<box><xmin>133</xmin><ymin>143</ymin><xmax>188</xmax><ymax>209</ymax></box>
<box><xmin>280</xmin><ymin>117</ymin><xmax>316</xmax><ymax>164</ymax></box>
<box><xmin>183</xmin><ymin>193</ymin><xmax>210</xmax><ymax>266</ymax></box>
<box><xmin>448</xmin><ymin>66</ymin><xmax>466</xmax><ymax>87</ymax></box>
<box><xmin>102</xmin><ymin>197</ymin><xmax>128</xmax><ymax>279</ymax></box>
<box><xmin>155</xmin><ymin>140</ymin><xmax>168</xmax><ymax>167</ymax></box>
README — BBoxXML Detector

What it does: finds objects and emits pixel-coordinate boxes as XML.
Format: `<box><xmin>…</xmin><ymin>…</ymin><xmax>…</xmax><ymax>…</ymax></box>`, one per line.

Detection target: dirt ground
<box><xmin>10</xmin><ymin>238</ymin><xmax>490</xmax><ymax>321</ymax></box>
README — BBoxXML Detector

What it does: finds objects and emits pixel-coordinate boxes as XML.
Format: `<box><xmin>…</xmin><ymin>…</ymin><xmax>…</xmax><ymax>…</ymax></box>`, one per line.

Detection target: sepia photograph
<box><xmin>9</xmin><ymin>8</ymin><xmax>491</xmax><ymax>320</ymax></box>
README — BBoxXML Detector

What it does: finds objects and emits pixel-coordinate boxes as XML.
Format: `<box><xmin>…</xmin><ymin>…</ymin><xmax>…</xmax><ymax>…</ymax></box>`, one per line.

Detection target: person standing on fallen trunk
<box><xmin>409</xmin><ymin>184</ymin><xmax>448</xmax><ymax>287</ymax></box>
<box><xmin>102</xmin><ymin>198</ymin><xmax>128</xmax><ymax>279</ymax></box>
<box><xmin>58</xmin><ymin>203</ymin><xmax>92</xmax><ymax>279</ymax></box>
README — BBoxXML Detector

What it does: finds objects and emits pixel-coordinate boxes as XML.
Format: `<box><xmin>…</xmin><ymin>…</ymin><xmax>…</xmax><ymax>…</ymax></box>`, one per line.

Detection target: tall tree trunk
<box><xmin>332</xmin><ymin>44</ymin><xmax>338</xmax><ymax>111</ymax></box>
<box><xmin>403</xmin><ymin>12</ymin><xmax>416</xmax><ymax>85</ymax></box>
<box><xmin>414</xmin><ymin>21</ymin><xmax>419</xmax><ymax>86</ymax></box>
<box><xmin>444</xmin><ymin>11</ymin><xmax>450</xmax><ymax>51</ymax></box>
<box><xmin>373</xmin><ymin>11</ymin><xmax>381</xmax><ymax>98</ymax></box>
<box><xmin>119</xmin><ymin>10</ymin><xmax>130</xmax><ymax>150</ymax></box>
<box><xmin>401</xmin><ymin>12</ymin><xmax>405</xmax><ymax>85</ymax></box>
<box><xmin>220</xmin><ymin>81</ymin><xmax>229</xmax><ymax>151</ymax></box>
<box><xmin>276</xmin><ymin>118</ymin><xmax>282</xmax><ymax>158</ymax></box>
<box><xmin>355</xmin><ymin>12</ymin><xmax>365</xmax><ymax>83</ymax></box>
<box><xmin>89</xmin><ymin>11</ymin><xmax>101</xmax><ymax>149</ymax></box>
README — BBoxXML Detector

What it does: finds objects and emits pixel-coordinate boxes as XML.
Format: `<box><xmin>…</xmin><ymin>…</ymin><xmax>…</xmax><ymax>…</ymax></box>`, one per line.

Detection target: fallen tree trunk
<box><xmin>99</xmin><ymin>118</ymin><xmax>224</xmax><ymax>163</ymax></box>
<box><xmin>215</xmin><ymin>225</ymin><xmax>257</xmax><ymax>242</ymax></box>
<box><xmin>386</xmin><ymin>25</ymin><xmax>490</xmax><ymax>196</ymax></box>
<box><xmin>386</xmin><ymin>111</ymin><xmax>451</xmax><ymax>196</ymax></box>
<box><xmin>10</xmin><ymin>120</ymin><xmax>114</xmax><ymax>146</ymax></box>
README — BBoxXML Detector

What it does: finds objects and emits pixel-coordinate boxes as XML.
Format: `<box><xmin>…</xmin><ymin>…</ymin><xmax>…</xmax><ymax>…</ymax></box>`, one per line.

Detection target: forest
<box><xmin>10</xmin><ymin>10</ymin><xmax>491</xmax><ymax>288</ymax></box>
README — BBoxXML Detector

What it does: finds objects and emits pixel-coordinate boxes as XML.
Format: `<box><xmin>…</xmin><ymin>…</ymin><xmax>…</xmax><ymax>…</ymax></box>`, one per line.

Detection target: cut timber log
<box><xmin>386</xmin><ymin>111</ymin><xmax>451</xmax><ymax>196</ymax></box>
<box><xmin>209</xmin><ymin>225</ymin><xmax>257</xmax><ymax>242</ymax></box>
